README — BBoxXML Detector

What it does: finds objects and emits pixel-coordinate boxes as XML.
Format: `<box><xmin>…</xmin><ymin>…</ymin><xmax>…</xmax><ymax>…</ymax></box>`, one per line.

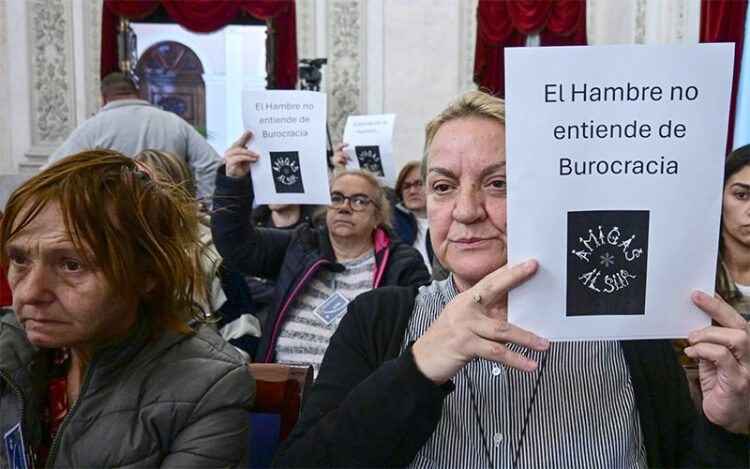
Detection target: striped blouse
<box><xmin>276</xmin><ymin>250</ymin><xmax>375</xmax><ymax>376</ymax></box>
<box><xmin>403</xmin><ymin>276</ymin><xmax>648</xmax><ymax>468</ymax></box>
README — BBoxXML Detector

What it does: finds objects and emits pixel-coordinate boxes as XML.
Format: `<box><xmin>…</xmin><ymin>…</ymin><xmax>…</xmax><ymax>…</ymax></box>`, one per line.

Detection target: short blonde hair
<box><xmin>135</xmin><ymin>149</ymin><xmax>196</xmax><ymax>199</ymax></box>
<box><xmin>422</xmin><ymin>90</ymin><xmax>506</xmax><ymax>180</ymax></box>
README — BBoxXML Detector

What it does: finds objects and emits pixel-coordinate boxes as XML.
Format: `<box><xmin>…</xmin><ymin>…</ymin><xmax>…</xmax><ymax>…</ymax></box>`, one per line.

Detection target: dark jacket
<box><xmin>0</xmin><ymin>309</ymin><xmax>255</xmax><ymax>468</ymax></box>
<box><xmin>211</xmin><ymin>167</ymin><xmax>430</xmax><ymax>363</ymax></box>
<box><xmin>275</xmin><ymin>286</ymin><xmax>750</xmax><ymax>468</ymax></box>
<box><xmin>251</xmin><ymin>204</ymin><xmax>317</xmax><ymax>229</ymax></box>
<box><xmin>392</xmin><ymin>203</ymin><xmax>433</xmax><ymax>265</ymax></box>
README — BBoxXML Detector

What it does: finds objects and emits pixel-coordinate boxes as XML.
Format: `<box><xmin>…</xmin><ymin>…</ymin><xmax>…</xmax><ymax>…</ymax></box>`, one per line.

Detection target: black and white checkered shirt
<box><xmin>402</xmin><ymin>276</ymin><xmax>648</xmax><ymax>468</ymax></box>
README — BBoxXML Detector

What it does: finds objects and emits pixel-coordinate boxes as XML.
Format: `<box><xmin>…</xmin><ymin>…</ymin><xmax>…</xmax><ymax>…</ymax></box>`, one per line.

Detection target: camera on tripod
<box><xmin>299</xmin><ymin>58</ymin><xmax>327</xmax><ymax>91</ymax></box>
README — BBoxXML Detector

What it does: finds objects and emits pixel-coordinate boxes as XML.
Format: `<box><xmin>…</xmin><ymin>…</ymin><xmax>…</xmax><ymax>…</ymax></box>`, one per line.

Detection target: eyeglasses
<box><xmin>402</xmin><ymin>180</ymin><xmax>424</xmax><ymax>192</ymax></box>
<box><xmin>329</xmin><ymin>192</ymin><xmax>380</xmax><ymax>211</ymax></box>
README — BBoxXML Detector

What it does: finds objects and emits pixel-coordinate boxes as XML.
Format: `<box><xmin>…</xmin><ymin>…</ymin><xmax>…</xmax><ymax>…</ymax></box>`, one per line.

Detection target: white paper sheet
<box><xmin>342</xmin><ymin>114</ymin><xmax>397</xmax><ymax>184</ymax></box>
<box><xmin>505</xmin><ymin>43</ymin><xmax>734</xmax><ymax>340</ymax></box>
<box><xmin>242</xmin><ymin>90</ymin><xmax>330</xmax><ymax>205</ymax></box>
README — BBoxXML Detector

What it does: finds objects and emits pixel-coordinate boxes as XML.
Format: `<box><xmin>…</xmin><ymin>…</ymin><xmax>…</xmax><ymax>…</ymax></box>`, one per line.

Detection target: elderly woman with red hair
<box><xmin>0</xmin><ymin>151</ymin><xmax>254</xmax><ymax>467</ymax></box>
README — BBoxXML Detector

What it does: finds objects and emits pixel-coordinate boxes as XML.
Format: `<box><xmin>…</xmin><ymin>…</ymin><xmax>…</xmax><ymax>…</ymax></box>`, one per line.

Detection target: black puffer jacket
<box><xmin>211</xmin><ymin>167</ymin><xmax>430</xmax><ymax>363</ymax></box>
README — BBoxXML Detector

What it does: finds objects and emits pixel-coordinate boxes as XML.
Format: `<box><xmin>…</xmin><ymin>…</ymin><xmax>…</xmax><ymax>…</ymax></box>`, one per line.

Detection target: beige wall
<box><xmin>384</xmin><ymin>0</ymin><xmax>463</xmax><ymax>168</ymax></box>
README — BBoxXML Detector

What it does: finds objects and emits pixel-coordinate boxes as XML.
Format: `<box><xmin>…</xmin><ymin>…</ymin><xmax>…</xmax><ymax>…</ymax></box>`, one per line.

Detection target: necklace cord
<box><xmin>465</xmin><ymin>350</ymin><xmax>550</xmax><ymax>469</ymax></box>
<box><xmin>466</xmin><ymin>368</ymin><xmax>493</xmax><ymax>468</ymax></box>
<box><xmin>511</xmin><ymin>351</ymin><xmax>549</xmax><ymax>468</ymax></box>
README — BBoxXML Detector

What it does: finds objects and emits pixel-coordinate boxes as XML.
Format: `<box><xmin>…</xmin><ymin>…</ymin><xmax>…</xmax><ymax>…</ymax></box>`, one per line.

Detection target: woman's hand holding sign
<box><xmin>686</xmin><ymin>292</ymin><xmax>750</xmax><ymax>434</ymax></box>
<box><xmin>411</xmin><ymin>260</ymin><xmax>551</xmax><ymax>385</ymax></box>
<box><xmin>224</xmin><ymin>130</ymin><xmax>259</xmax><ymax>179</ymax></box>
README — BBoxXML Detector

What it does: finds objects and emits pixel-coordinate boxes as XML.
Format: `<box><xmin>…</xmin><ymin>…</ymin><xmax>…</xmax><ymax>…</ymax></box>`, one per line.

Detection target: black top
<box><xmin>275</xmin><ymin>285</ymin><xmax>750</xmax><ymax>467</ymax></box>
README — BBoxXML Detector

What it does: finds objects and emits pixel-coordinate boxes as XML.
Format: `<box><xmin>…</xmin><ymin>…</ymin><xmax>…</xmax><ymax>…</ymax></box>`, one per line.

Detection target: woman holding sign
<box><xmin>212</xmin><ymin>131</ymin><xmax>430</xmax><ymax>372</ymax></box>
<box><xmin>274</xmin><ymin>91</ymin><xmax>749</xmax><ymax>467</ymax></box>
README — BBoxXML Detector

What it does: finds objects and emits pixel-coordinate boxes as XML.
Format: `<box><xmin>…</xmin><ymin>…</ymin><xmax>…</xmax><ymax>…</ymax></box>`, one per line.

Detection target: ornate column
<box><xmin>326</xmin><ymin>0</ymin><xmax>365</xmax><ymax>144</ymax></box>
<box><xmin>13</xmin><ymin>0</ymin><xmax>102</xmax><ymax>172</ymax></box>
<box><xmin>26</xmin><ymin>0</ymin><xmax>77</xmax><ymax>168</ymax></box>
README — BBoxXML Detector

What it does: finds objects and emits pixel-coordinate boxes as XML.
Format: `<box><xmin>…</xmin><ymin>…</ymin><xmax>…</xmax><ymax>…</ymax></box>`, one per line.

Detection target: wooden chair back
<box><xmin>249</xmin><ymin>363</ymin><xmax>313</xmax><ymax>441</ymax></box>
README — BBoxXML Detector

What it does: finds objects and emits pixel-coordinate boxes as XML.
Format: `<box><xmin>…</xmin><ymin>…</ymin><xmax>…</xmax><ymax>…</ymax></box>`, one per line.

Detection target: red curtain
<box><xmin>700</xmin><ymin>0</ymin><xmax>748</xmax><ymax>153</ymax></box>
<box><xmin>101</xmin><ymin>0</ymin><xmax>297</xmax><ymax>89</ymax></box>
<box><xmin>474</xmin><ymin>0</ymin><xmax>586</xmax><ymax>97</ymax></box>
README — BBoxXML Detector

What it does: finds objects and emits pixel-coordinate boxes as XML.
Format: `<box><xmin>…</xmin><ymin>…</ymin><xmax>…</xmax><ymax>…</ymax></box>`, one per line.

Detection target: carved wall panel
<box><xmin>296</xmin><ymin>0</ymin><xmax>317</xmax><ymax>62</ymax></box>
<box><xmin>327</xmin><ymin>0</ymin><xmax>364</xmax><ymax>145</ymax></box>
<box><xmin>28</xmin><ymin>0</ymin><xmax>76</xmax><ymax>155</ymax></box>
<box><xmin>458</xmin><ymin>0</ymin><xmax>478</xmax><ymax>92</ymax></box>
<box><xmin>85</xmin><ymin>0</ymin><xmax>102</xmax><ymax>117</ymax></box>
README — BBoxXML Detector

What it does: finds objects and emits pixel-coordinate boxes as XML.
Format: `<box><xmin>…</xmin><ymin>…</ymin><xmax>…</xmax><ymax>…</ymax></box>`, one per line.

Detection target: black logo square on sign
<box><xmin>354</xmin><ymin>145</ymin><xmax>384</xmax><ymax>176</ymax></box>
<box><xmin>566</xmin><ymin>210</ymin><xmax>649</xmax><ymax>317</ymax></box>
<box><xmin>270</xmin><ymin>151</ymin><xmax>305</xmax><ymax>193</ymax></box>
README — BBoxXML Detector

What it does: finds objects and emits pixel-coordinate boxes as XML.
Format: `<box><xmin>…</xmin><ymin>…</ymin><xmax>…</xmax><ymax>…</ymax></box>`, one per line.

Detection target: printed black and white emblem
<box><xmin>270</xmin><ymin>151</ymin><xmax>305</xmax><ymax>193</ymax></box>
<box><xmin>354</xmin><ymin>145</ymin><xmax>384</xmax><ymax>176</ymax></box>
<box><xmin>567</xmin><ymin>210</ymin><xmax>649</xmax><ymax>316</ymax></box>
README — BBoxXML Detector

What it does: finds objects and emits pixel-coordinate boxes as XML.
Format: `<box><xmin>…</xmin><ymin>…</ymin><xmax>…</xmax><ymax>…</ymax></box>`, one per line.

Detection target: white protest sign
<box><xmin>242</xmin><ymin>90</ymin><xmax>330</xmax><ymax>205</ymax></box>
<box><xmin>506</xmin><ymin>43</ymin><xmax>734</xmax><ymax>340</ymax></box>
<box><xmin>342</xmin><ymin>114</ymin><xmax>397</xmax><ymax>183</ymax></box>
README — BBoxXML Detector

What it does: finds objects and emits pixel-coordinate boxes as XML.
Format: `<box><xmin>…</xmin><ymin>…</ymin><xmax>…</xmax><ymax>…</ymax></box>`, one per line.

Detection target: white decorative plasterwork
<box><xmin>85</xmin><ymin>0</ymin><xmax>102</xmax><ymax>117</ymax></box>
<box><xmin>327</xmin><ymin>0</ymin><xmax>363</xmax><ymax>145</ymax></box>
<box><xmin>635</xmin><ymin>0</ymin><xmax>647</xmax><ymax>44</ymax></box>
<box><xmin>458</xmin><ymin>0</ymin><xmax>478</xmax><ymax>93</ymax></box>
<box><xmin>296</xmin><ymin>0</ymin><xmax>317</xmax><ymax>62</ymax></box>
<box><xmin>28</xmin><ymin>0</ymin><xmax>75</xmax><ymax>148</ymax></box>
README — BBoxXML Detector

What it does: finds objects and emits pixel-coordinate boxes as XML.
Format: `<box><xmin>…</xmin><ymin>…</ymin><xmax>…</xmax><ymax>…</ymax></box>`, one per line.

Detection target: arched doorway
<box><xmin>136</xmin><ymin>41</ymin><xmax>206</xmax><ymax>131</ymax></box>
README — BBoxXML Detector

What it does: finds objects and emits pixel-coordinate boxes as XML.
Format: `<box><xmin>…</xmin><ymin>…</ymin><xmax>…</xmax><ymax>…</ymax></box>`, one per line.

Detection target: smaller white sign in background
<box><xmin>342</xmin><ymin>114</ymin><xmax>397</xmax><ymax>183</ymax></box>
<box><xmin>505</xmin><ymin>43</ymin><xmax>734</xmax><ymax>341</ymax></box>
<box><xmin>242</xmin><ymin>90</ymin><xmax>330</xmax><ymax>205</ymax></box>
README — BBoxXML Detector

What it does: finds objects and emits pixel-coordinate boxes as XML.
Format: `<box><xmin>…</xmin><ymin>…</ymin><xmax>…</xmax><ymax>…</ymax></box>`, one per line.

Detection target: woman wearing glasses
<box><xmin>393</xmin><ymin>161</ymin><xmax>433</xmax><ymax>273</ymax></box>
<box><xmin>212</xmin><ymin>131</ymin><xmax>430</xmax><ymax>372</ymax></box>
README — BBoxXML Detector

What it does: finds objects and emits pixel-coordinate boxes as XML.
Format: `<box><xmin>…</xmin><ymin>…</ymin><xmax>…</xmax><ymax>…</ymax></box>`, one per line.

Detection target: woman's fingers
<box><xmin>335</xmin><ymin>142</ymin><xmax>349</xmax><ymax>152</ymax></box>
<box><xmin>471</xmin><ymin>316</ymin><xmax>549</xmax><ymax>354</ymax></box>
<box><xmin>223</xmin><ymin>131</ymin><xmax>260</xmax><ymax>179</ymax></box>
<box><xmin>692</xmin><ymin>291</ymin><xmax>750</xmax><ymax>330</ymax></box>
<box><xmin>470</xmin><ymin>337</ymin><xmax>540</xmax><ymax>372</ymax></box>
<box><xmin>231</xmin><ymin>130</ymin><xmax>253</xmax><ymax>149</ymax></box>
<box><xmin>470</xmin><ymin>259</ymin><xmax>538</xmax><ymax>308</ymax></box>
<box><xmin>685</xmin><ymin>341</ymin><xmax>745</xmax><ymax>376</ymax></box>
<box><xmin>688</xmin><ymin>326</ymin><xmax>749</xmax><ymax>366</ymax></box>
<box><xmin>412</xmin><ymin>259</ymin><xmax>548</xmax><ymax>384</ymax></box>
<box><xmin>224</xmin><ymin>152</ymin><xmax>258</xmax><ymax>179</ymax></box>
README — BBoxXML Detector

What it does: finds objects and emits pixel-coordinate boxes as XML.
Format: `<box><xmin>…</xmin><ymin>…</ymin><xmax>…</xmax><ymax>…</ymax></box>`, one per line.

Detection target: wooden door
<box><xmin>136</xmin><ymin>41</ymin><xmax>206</xmax><ymax>131</ymax></box>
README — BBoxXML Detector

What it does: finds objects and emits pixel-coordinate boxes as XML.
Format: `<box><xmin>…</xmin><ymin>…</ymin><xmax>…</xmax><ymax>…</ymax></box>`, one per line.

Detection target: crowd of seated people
<box><xmin>0</xmin><ymin>86</ymin><xmax>748</xmax><ymax>468</ymax></box>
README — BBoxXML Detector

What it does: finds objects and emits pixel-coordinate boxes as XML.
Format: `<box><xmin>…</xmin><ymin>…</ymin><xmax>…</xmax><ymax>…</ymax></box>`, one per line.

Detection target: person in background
<box><xmin>274</xmin><ymin>91</ymin><xmax>749</xmax><ymax>467</ymax></box>
<box><xmin>247</xmin><ymin>203</ymin><xmax>318</xmax><ymax>323</ymax></box>
<box><xmin>0</xmin><ymin>151</ymin><xmax>254</xmax><ymax>467</ymax></box>
<box><xmin>393</xmin><ymin>161</ymin><xmax>433</xmax><ymax>272</ymax></box>
<box><xmin>45</xmin><ymin>73</ymin><xmax>221</xmax><ymax>200</ymax></box>
<box><xmin>135</xmin><ymin>149</ymin><xmax>260</xmax><ymax>357</ymax></box>
<box><xmin>252</xmin><ymin>204</ymin><xmax>316</xmax><ymax>230</ymax></box>
<box><xmin>717</xmin><ymin>143</ymin><xmax>750</xmax><ymax>321</ymax></box>
<box><xmin>212</xmin><ymin>131</ymin><xmax>430</xmax><ymax>374</ymax></box>
<box><xmin>134</xmin><ymin>149</ymin><xmax>226</xmax><ymax>318</ymax></box>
